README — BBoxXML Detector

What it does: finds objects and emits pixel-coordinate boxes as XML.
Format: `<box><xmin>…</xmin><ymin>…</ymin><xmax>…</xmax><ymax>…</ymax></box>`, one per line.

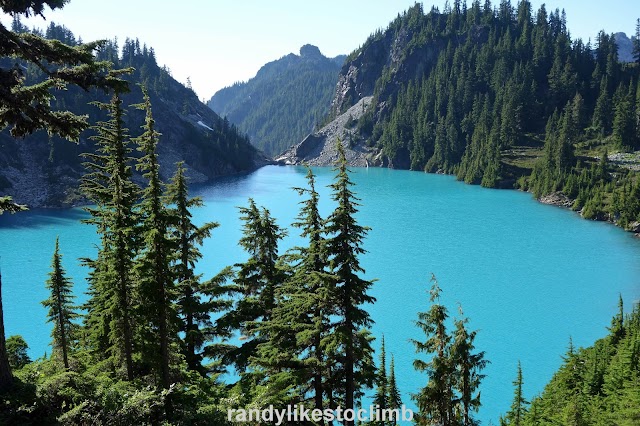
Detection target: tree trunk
<box><xmin>0</xmin><ymin>270</ymin><xmax>14</xmax><ymax>391</ymax></box>
<box><xmin>56</xmin><ymin>285</ymin><xmax>69</xmax><ymax>370</ymax></box>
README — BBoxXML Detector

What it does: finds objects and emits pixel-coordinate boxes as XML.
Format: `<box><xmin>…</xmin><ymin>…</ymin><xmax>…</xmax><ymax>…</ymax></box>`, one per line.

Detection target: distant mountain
<box><xmin>614</xmin><ymin>32</ymin><xmax>636</xmax><ymax>62</ymax></box>
<box><xmin>0</xmin><ymin>22</ymin><xmax>268</xmax><ymax>208</ymax></box>
<box><xmin>207</xmin><ymin>45</ymin><xmax>345</xmax><ymax>157</ymax></box>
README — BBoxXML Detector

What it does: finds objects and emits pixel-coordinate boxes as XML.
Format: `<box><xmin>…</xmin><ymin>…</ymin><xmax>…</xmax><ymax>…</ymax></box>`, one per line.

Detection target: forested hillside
<box><xmin>501</xmin><ymin>299</ymin><xmax>640</xmax><ymax>425</ymax></box>
<box><xmin>0</xmin><ymin>19</ymin><xmax>266</xmax><ymax>208</ymax></box>
<box><xmin>208</xmin><ymin>45</ymin><xmax>345</xmax><ymax>156</ymax></box>
<box><xmin>323</xmin><ymin>2</ymin><xmax>640</xmax><ymax>229</ymax></box>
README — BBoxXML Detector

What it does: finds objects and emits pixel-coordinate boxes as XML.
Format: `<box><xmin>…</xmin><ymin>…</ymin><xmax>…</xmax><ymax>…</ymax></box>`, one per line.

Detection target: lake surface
<box><xmin>1</xmin><ymin>165</ymin><xmax>639</xmax><ymax>424</ymax></box>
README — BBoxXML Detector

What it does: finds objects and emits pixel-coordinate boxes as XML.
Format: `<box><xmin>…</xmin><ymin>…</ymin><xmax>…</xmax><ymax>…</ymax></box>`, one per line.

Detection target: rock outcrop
<box><xmin>276</xmin><ymin>97</ymin><xmax>379</xmax><ymax>166</ymax></box>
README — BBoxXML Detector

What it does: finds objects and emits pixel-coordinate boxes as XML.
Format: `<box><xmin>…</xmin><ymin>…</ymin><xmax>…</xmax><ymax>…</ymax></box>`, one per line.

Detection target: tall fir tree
<box><xmin>165</xmin><ymin>162</ymin><xmax>223</xmax><ymax>374</ymax></box>
<box><xmin>252</xmin><ymin>167</ymin><xmax>335</xmax><ymax>412</ymax></box>
<box><xmin>42</xmin><ymin>237</ymin><xmax>78</xmax><ymax>370</ymax></box>
<box><xmin>132</xmin><ymin>87</ymin><xmax>176</xmax><ymax>393</ymax></box>
<box><xmin>501</xmin><ymin>361</ymin><xmax>528</xmax><ymax>426</ymax></box>
<box><xmin>387</xmin><ymin>354</ymin><xmax>403</xmax><ymax>425</ymax></box>
<box><xmin>325</xmin><ymin>140</ymin><xmax>376</xmax><ymax>424</ymax></box>
<box><xmin>412</xmin><ymin>275</ymin><xmax>454</xmax><ymax>426</ymax></box>
<box><xmin>80</xmin><ymin>93</ymin><xmax>139</xmax><ymax>380</ymax></box>
<box><xmin>216</xmin><ymin>199</ymin><xmax>287</xmax><ymax>371</ymax></box>
<box><xmin>451</xmin><ymin>309</ymin><xmax>487</xmax><ymax>425</ymax></box>
<box><xmin>373</xmin><ymin>335</ymin><xmax>389</xmax><ymax>424</ymax></box>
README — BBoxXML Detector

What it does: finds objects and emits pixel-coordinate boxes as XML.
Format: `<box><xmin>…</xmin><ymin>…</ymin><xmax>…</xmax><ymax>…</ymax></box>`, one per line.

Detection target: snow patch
<box><xmin>197</xmin><ymin>120</ymin><xmax>213</xmax><ymax>131</ymax></box>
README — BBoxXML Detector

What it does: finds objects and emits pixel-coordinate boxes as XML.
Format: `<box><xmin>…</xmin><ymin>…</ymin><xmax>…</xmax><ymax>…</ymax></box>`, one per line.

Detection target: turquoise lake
<box><xmin>1</xmin><ymin>165</ymin><xmax>639</xmax><ymax>424</ymax></box>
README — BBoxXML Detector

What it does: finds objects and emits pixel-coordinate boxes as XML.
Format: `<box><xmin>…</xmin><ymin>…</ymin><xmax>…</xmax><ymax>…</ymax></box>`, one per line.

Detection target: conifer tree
<box><xmin>165</xmin><ymin>162</ymin><xmax>222</xmax><ymax>374</ymax></box>
<box><xmin>387</xmin><ymin>354</ymin><xmax>403</xmax><ymax>425</ymax></box>
<box><xmin>42</xmin><ymin>237</ymin><xmax>78</xmax><ymax>370</ymax></box>
<box><xmin>412</xmin><ymin>274</ymin><xmax>454</xmax><ymax>426</ymax></box>
<box><xmin>216</xmin><ymin>199</ymin><xmax>286</xmax><ymax>371</ymax></box>
<box><xmin>252</xmin><ymin>167</ymin><xmax>334</xmax><ymax>411</ymax></box>
<box><xmin>373</xmin><ymin>335</ymin><xmax>388</xmax><ymax>423</ymax></box>
<box><xmin>325</xmin><ymin>141</ymin><xmax>376</xmax><ymax>423</ymax></box>
<box><xmin>501</xmin><ymin>362</ymin><xmax>528</xmax><ymax>426</ymax></box>
<box><xmin>0</xmin><ymin>1</ymin><xmax>130</xmax><ymax>140</ymax></box>
<box><xmin>132</xmin><ymin>87</ymin><xmax>176</xmax><ymax>392</ymax></box>
<box><xmin>451</xmin><ymin>310</ymin><xmax>487</xmax><ymax>425</ymax></box>
<box><xmin>81</xmin><ymin>93</ymin><xmax>139</xmax><ymax>380</ymax></box>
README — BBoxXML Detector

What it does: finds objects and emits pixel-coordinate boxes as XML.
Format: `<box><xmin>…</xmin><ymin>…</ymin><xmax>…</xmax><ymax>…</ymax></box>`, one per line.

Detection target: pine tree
<box><xmin>0</xmin><ymin>2</ymin><xmax>130</xmax><ymax>140</ymax></box>
<box><xmin>132</xmin><ymin>87</ymin><xmax>176</xmax><ymax>392</ymax></box>
<box><xmin>412</xmin><ymin>274</ymin><xmax>454</xmax><ymax>426</ymax></box>
<box><xmin>80</xmin><ymin>93</ymin><xmax>139</xmax><ymax>380</ymax></box>
<box><xmin>387</xmin><ymin>354</ymin><xmax>403</xmax><ymax>425</ymax></box>
<box><xmin>165</xmin><ymin>162</ymin><xmax>222</xmax><ymax>374</ymax></box>
<box><xmin>451</xmin><ymin>309</ymin><xmax>487</xmax><ymax>425</ymax></box>
<box><xmin>325</xmin><ymin>141</ymin><xmax>376</xmax><ymax>423</ymax></box>
<box><xmin>42</xmin><ymin>237</ymin><xmax>78</xmax><ymax>370</ymax></box>
<box><xmin>252</xmin><ymin>167</ymin><xmax>334</xmax><ymax>411</ymax></box>
<box><xmin>501</xmin><ymin>362</ymin><xmax>528</xmax><ymax>426</ymax></box>
<box><xmin>373</xmin><ymin>335</ymin><xmax>389</xmax><ymax>423</ymax></box>
<box><xmin>216</xmin><ymin>199</ymin><xmax>287</xmax><ymax>371</ymax></box>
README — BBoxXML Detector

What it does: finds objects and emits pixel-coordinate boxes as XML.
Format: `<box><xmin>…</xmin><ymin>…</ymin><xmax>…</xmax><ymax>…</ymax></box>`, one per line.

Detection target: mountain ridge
<box><xmin>0</xmin><ymin>22</ymin><xmax>269</xmax><ymax>208</ymax></box>
<box><xmin>207</xmin><ymin>45</ymin><xmax>346</xmax><ymax>156</ymax></box>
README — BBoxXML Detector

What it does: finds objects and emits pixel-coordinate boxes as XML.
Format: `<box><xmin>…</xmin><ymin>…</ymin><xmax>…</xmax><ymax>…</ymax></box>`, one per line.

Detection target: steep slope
<box><xmin>0</xmin><ymin>23</ymin><xmax>268</xmax><ymax>208</ymax></box>
<box><xmin>283</xmin><ymin>3</ymin><xmax>640</xmax><ymax>231</ymax></box>
<box><xmin>207</xmin><ymin>45</ymin><xmax>345</xmax><ymax>156</ymax></box>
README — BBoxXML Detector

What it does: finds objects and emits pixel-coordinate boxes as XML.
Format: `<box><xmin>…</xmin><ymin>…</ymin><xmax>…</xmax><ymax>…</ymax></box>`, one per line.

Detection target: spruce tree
<box><xmin>373</xmin><ymin>335</ymin><xmax>389</xmax><ymax>423</ymax></box>
<box><xmin>81</xmin><ymin>93</ymin><xmax>139</xmax><ymax>380</ymax></box>
<box><xmin>165</xmin><ymin>162</ymin><xmax>222</xmax><ymax>374</ymax></box>
<box><xmin>252</xmin><ymin>167</ymin><xmax>334</xmax><ymax>411</ymax></box>
<box><xmin>216</xmin><ymin>199</ymin><xmax>286</xmax><ymax>371</ymax></box>
<box><xmin>451</xmin><ymin>310</ymin><xmax>487</xmax><ymax>425</ymax></box>
<box><xmin>325</xmin><ymin>141</ymin><xmax>376</xmax><ymax>423</ymax></box>
<box><xmin>42</xmin><ymin>237</ymin><xmax>78</xmax><ymax>370</ymax></box>
<box><xmin>387</xmin><ymin>354</ymin><xmax>403</xmax><ymax>425</ymax></box>
<box><xmin>132</xmin><ymin>87</ymin><xmax>176</xmax><ymax>392</ymax></box>
<box><xmin>633</xmin><ymin>18</ymin><xmax>640</xmax><ymax>64</ymax></box>
<box><xmin>501</xmin><ymin>362</ymin><xmax>528</xmax><ymax>426</ymax></box>
<box><xmin>412</xmin><ymin>274</ymin><xmax>454</xmax><ymax>426</ymax></box>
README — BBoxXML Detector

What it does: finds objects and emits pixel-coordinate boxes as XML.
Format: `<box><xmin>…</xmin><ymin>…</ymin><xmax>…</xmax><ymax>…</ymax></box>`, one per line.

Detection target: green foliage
<box><xmin>500</xmin><ymin>362</ymin><xmax>528</xmax><ymax>426</ymax></box>
<box><xmin>520</xmin><ymin>298</ymin><xmax>640</xmax><ymax>425</ymax></box>
<box><xmin>325</xmin><ymin>141</ymin><xmax>377</xmax><ymax>417</ymax></box>
<box><xmin>5</xmin><ymin>336</ymin><xmax>30</xmax><ymax>370</ymax></box>
<box><xmin>42</xmin><ymin>237</ymin><xmax>78</xmax><ymax>370</ymax></box>
<box><xmin>80</xmin><ymin>93</ymin><xmax>140</xmax><ymax>381</ymax></box>
<box><xmin>0</xmin><ymin>5</ymin><xmax>129</xmax><ymax>140</ymax></box>
<box><xmin>208</xmin><ymin>47</ymin><xmax>344</xmax><ymax>156</ymax></box>
<box><xmin>412</xmin><ymin>275</ymin><xmax>486</xmax><ymax>426</ymax></box>
<box><xmin>340</xmin><ymin>1</ymin><xmax>640</xmax><ymax>204</ymax></box>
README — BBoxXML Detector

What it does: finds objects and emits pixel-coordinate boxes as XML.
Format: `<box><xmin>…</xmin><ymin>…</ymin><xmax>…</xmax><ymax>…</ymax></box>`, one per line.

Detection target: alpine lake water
<box><xmin>1</xmin><ymin>165</ymin><xmax>639</xmax><ymax>424</ymax></box>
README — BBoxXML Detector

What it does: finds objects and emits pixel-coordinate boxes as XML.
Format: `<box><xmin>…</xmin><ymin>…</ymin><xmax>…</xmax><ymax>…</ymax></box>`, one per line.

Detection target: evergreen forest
<box><xmin>1</xmin><ymin>1</ymin><xmax>639</xmax><ymax>425</ymax></box>
<box><xmin>346</xmin><ymin>2</ymin><xmax>640</xmax><ymax>229</ymax></box>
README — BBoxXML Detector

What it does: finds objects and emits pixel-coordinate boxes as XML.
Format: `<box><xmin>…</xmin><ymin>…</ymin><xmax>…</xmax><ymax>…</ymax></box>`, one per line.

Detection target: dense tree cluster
<box><xmin>500</xmin><ymin>298</ymin><xmax>640</xmax><ymax>425</ymax></box>
<box><xmin>1</xmin><ymin>18</ymin><xmax>259</xmax><ymax>210</ymax></box>
<box><xmin>208</xmin><ymin>48</ymin><xmax>344</xmax><ymax>156</ymax></box>
<box><xmin>349</xmin><ymin>1</ymin><xmax>640</xmax><ymax>228</ymax></box>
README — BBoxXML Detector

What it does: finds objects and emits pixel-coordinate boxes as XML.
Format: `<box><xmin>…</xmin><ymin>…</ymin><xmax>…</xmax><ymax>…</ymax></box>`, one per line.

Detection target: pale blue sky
<box><xmin>2</xmin><ymin>1</ymin><xmax>639</xmax><ymax>100</ymax></box>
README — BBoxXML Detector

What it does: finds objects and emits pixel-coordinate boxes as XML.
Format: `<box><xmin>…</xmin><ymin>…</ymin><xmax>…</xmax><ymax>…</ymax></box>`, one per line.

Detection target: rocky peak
<box><xmin>300</xmin><ymin>44</ymin><xmax>323</xmax><ymax>59</ymax></box>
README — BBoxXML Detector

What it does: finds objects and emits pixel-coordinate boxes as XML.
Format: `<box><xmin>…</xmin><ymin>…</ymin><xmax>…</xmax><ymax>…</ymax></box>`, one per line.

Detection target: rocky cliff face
<box><xmin>277</xmin><ymin>97</ymin><xmax>377</xmax><ymax>166</ymax></box>
<box><xmin>614</xmin><ymin>32</ymin><xmax>636</xmax><ymax>63</ymax></box>
<box><xmin>0</xmin><ymin>34</ymin><xmax>269</xmax><ymax>208</ymax></box>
